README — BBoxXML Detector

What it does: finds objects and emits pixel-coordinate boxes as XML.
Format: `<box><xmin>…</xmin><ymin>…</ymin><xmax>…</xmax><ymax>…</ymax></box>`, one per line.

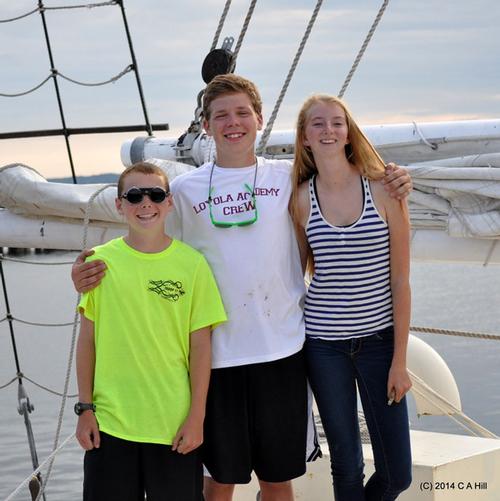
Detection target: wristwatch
<box><xmin>74</xmin><ymin>402</ymin><xmax>96</xmax><ymax>415</ymax></box>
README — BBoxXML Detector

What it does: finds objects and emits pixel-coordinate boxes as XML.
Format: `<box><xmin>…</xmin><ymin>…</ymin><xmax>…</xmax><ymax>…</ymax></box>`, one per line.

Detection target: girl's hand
<box><xmin>387</xmin><ymin>364</ymin><xmax>412</xmax><ymax>404</ymax></box>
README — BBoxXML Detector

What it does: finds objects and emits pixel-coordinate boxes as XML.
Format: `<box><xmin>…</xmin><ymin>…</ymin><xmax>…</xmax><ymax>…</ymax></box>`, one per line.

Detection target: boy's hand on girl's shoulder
<box><xmin>76</xmin><ymin>411</ymin><xmax>100</xmax><ymax>450</ymax></box>
<box><xmin>382</xmin><ymin>163</ymin><xmax>412</xmax><ymax>200</ymax></box>
<box><xmin>72</xmin><ymin>249</ymin><xmax>107</xmax><ymax>293</ymax></box>
<box><xmin>172</xmin><ymin>414</ymin><xmax>204</xmax><ymax>455</ymax></box>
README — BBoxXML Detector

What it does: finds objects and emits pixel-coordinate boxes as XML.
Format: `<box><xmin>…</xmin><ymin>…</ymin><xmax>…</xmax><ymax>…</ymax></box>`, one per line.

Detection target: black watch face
<box><xmin>75</xmin><ymin>403</ymin><xmax>94</xmax><ymax>415</ymax></box>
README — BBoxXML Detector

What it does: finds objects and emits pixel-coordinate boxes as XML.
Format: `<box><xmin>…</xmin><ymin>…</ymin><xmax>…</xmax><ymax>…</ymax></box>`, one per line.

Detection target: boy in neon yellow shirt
<box><xmin>75</xmin><ymin>162</ymin><xmax>226</xmax><ymax>501</ymax></box>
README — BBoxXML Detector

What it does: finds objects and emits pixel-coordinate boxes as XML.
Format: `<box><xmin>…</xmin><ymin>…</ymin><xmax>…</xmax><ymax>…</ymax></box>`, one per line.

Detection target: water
<box><xmin>1</xmin><ymin>253</ymin><xmax>499</xmax><ymax>500</ymax></box>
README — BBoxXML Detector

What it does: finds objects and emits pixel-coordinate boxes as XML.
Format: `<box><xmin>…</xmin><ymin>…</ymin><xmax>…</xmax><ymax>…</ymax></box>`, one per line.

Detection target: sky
<box><xmin>0</xmin><ymin>0</ymin><xmax>499</xmax><ymax>179</ymax></box>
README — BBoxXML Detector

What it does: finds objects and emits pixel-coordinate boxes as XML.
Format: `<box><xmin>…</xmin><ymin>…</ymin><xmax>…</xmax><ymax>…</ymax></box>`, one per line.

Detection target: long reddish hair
<box><xmin>291</xmin><ymin>94</ymin><xmax>386</xmax><ymax>275</ymax></box>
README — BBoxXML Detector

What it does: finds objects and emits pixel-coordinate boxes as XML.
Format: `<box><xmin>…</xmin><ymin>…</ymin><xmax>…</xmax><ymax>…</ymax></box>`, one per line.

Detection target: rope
<box><xmin>0</xmin><ymin>373</ymin><xmax>78</xmax><ymax>397</ymax></box>
<box><xmin>0</xmin><ymin>163</ymin><xmax>43</xmax><ymax>176</ymax></box>
<box><xmin>23</xmin><ymin>316</ymin><xmax>480</xmax><ymax>342</ymax></box>
<box><xmin>233</xmin><ymin>0</ymin><xmax>258</xmax><ymax>60</ymax></box>
<box><xmin>410</xmin><ymin>384</ymin><xmax>483</xmax><ymax>437</ymax></box>
<box><xmin>411</xmin><ymin>325</ymin><xmax>500</xmax><ymax>341</ymax></box>
<box><xmin>23</xmin><ymin>375</ymin><xmax>78</xmax><ymax>398</ymax></box>
<box><xmin>56</xmin><ymin>64</ymin><xmax>133</xmax><ymax>87</ymax></box>
<box><xmin>210</xmin><ymin>0</ymin><xmax>232</xmax><ymax>51</ymax></box>
<box><xmin>0</xmin><ymin>255</ymin><xmax>75</xmax><ymax>265</ymax></box>
<box><xmin>34</xmin><ymin>299</ymin><xmax>78</xmax><ymax>499</ymax></box>
<box><xmin>7</xmin><ymin>315</ymin><xmax>78</xmax><ymax>327</ymax></box>
<box><xmin>409</xmin><ymin>370</ymin><xmax>498</xmax><ymax>439</ymax></box>
<box><xmin>0</xmin><ymin>316</ymin><xmax>7</xmax><ymax>323</ymax></box>
<box><xmin>34</xmin><ymin>185</ymin><xmax>115</xmax><ymax>501</ymax></box>
<box><xmin>484</xmin><ymin>240</ymin><xmax>498</xmax><ymax>267</ymax></box>
<box><xmin>256</xmin><ymin>0</ymin><xmax>324</xmax><ymax>155</ymax></box>
<box><xmin>82</xmin><ymin>185</ymin><xmax>116</xmax><ymax>249</ymax></box>
<box><xmin>5</xmin><ymin>432</ymin><xmax>76</xmax><ymax>501</ymax></box>
<box><xmin>0</xmin><ymin>7</ymin><xmax>39</xmax><ymax>23</ymax></box>
<box><xmin>338</xmin><ymin>0</ymin><xmax>390</xmax><ymax>98</ymax></box>
<box><xmin>0</xmin><ymin>2</ymin><xmax>116</xmax><ymax>24</ymax></box>
<box><xmin>0</xmin><ymin>65</ymin><xmax>132</xmax><ymax>98</ymax></box>
<box><xmin>0</xmin><ymin>75</ymin><xmax>52</xmax><ymax>97</ymax></box>
<box><xmin>412</xmin><ymin>121</ymin><xmax>438</xmax><ymax>150</ymax></box>
<box><xmin>0</xmin><ymin>376</ymin><xmax>17</xmax><ymax>390</ymax></box>
<box><xmin>42</xmin><ymin>1</ymin><xmax>118</xmax><ymax>11</ymax></box>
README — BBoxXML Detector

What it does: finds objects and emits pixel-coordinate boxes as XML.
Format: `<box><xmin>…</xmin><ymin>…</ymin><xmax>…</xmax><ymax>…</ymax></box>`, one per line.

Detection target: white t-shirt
<box><xmin>167</xmin><ymin>157</ymin><xmax>305</xmax><ymax>369</ymax></box>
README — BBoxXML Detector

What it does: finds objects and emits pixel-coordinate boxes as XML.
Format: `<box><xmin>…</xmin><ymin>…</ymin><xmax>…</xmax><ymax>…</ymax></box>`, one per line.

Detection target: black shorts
<box><xmin>83</xmin><ymin>432</ymin><xmax>202</xmax><ymax>501</ymax></box>
<box><xmin>202</xmin><ymin>350</ymin><xmax>308</xmax><ymax>484</ymax></box>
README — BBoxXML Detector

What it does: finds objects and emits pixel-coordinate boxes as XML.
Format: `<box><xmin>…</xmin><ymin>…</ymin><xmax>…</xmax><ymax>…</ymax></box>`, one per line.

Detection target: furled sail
<box><xmin>1</xmin><ymin>121</ymin><xmax>500</xmax><ymax>261</ymax></box>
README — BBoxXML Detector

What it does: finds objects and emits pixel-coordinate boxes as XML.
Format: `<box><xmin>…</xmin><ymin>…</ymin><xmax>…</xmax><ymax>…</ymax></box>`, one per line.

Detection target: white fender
<box><xmin>407</xmin><ymin>334</ymin><xmax>462</xmax><ymax>416</ymax></box>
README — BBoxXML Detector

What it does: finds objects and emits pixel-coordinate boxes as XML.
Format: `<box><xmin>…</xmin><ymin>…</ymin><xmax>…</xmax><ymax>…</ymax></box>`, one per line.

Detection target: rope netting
<box><xmin>5</xmin><ymin>433</ymin><xmax>76</xmax><ymax>501</ymax></box>
<box><xmin>0</xmin><ymin>1</ymin><xmax>117</xmax><ymax>23</ymax></box>
<box><xmin>1</xmin><ymin>185</ymin><xmax>115</xmax><ymax>501</ymax></box>
<box><xmin>0</xmin><ymin>255</ymin><xmax>76</xmax><ymax>265</ymax></box>
<box><xmin>0</xmin><ymin>65</ymin><xmax>134</xmax><ymax>97</ymax></box>
<box><xmin>32</xmin><ymin>184</ymin><xmax>116</xmax><ymax>501</ymax></box>
<box><xmin>0</xmin><ymin>373</ymin><xmax>78</xmax><ymax>398</ymax></box>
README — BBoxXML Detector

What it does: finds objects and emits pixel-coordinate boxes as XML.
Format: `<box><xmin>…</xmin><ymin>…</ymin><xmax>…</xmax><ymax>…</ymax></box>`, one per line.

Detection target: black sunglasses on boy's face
<box><xmin>120</xmin><ymin>187</ymin><xmax>170</xmax><ymax>204</ymax></box>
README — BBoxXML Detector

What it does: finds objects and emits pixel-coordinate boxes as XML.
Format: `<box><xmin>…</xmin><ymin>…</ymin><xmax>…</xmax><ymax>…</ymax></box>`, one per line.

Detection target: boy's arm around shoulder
<box><xmin>72</xmin><ymin>249</ymin><xmax>106</xmax><ymax>293</ymax></box>
<box><xmin>75</xmin><ymin>313</ymin><xmax>101</xmax><ymax>450</ymax></box>
<box><xmin>172</xmin><ymin>326</ymin><xmax>211</xmax><ymax>454</ymax></box>
<box><xmin>382</xmin><ymin>163</ymin><xmax>412</xmax><ymax>200</ymax></box>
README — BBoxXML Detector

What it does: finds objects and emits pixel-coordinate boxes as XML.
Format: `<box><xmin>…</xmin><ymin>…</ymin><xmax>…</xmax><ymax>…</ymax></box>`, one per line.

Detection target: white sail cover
<box><xmin>409</xmin><ymin>162</ymin><xmax>500</xmax><ymax>238</ymax></box>
<box><xmin>1</xmin><ymin>152</ymin><xmax>500</xmax><ymax>258</ymax></box>
<box><xmin>0</xmin><ymin>160</ymin><xmax>194</xmax><ymax>223</ymax></box>
<box><xmin>0</xmin><ymin>160</ymin><xmax>194</xmax><ymax>250</ymax></box>
<box><xmin>2</xmin><ymin>160</ymin><xmax>500</xmax><ymax>236</ymax></box>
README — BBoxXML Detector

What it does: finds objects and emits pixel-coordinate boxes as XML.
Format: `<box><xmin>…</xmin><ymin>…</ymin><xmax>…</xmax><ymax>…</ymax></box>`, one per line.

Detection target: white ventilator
<box><xmin>407</xmin><ymin>335</ymin><xmax>497</xmax><ymax>438</ymax></box>
<box><xmin>407</xmin><ymin>334</ymin><xmax>461</xmax><ymax>415</ymax></box>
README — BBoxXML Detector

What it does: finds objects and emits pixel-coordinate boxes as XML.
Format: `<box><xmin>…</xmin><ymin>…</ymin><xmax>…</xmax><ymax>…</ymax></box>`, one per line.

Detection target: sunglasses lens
<box><xmin>125</xmin><ymin>188</ymin><xmax>143</xmax><ymax>204</ymax></box>
<box><xmin>150</xmin><ymin>188</ymin><xmax>167</xmax><ymax>203</ymax></box>
<box><xmin>123</xmin><ymin>187</ymin><xmax>168</xmax><ymax>204</ymax></box>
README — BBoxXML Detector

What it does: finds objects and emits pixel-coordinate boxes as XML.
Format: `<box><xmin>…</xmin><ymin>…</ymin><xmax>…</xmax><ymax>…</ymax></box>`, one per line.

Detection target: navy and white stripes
<box><xmin>305</xmin><ymin>175</ymin><xmax>393</xmax><ymax>340</ymax></box>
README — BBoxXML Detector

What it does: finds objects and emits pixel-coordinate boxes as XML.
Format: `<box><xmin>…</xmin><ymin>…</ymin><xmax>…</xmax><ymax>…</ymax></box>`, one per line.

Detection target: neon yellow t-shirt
<box><xmin>78</xmin><ymin>237</ymin><xmax>226</xmax><ymax>445</ymax></box>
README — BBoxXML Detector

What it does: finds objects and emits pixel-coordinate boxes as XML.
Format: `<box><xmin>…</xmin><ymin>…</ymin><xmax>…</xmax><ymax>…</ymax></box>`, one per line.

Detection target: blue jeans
<box><xmin>305</xmin><ymin>327</ymin><xmax>412</xmax><ymax>501</ymax></box>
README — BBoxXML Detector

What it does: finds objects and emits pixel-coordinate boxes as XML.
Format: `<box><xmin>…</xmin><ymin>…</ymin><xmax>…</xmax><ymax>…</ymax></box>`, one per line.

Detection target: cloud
<box><xmin>1</xmin><ymin>0</ymin><xmax>498</xmax><ymax>178</ymax></box>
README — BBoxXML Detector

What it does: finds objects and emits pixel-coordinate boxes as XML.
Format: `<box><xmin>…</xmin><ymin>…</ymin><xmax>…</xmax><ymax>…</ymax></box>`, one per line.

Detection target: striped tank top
<box><xmin>304</xmin><ymin>175</ymin><xmax>393</xmax><ymax>340</ymax></box>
